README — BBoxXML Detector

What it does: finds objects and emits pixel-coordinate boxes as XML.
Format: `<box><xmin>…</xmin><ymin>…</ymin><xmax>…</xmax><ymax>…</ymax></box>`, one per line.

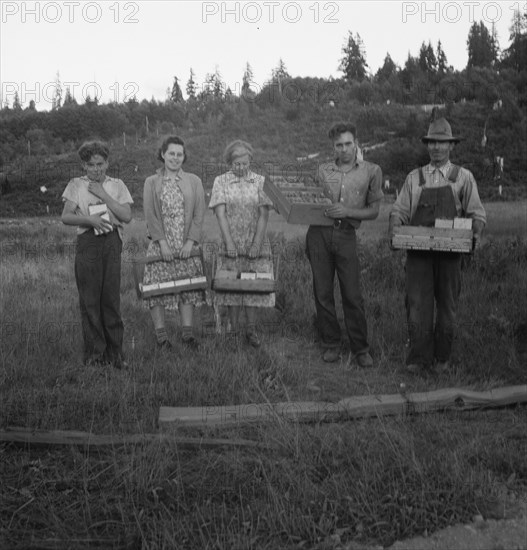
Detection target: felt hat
<box><xmin>421</xmin><ymin>118</ymin><xmax>462</xmax><ymax>143</ymax></box>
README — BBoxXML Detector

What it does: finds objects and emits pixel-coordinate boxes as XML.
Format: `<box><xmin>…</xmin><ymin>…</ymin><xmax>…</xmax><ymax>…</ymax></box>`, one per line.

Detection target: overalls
<box><xmin>405</xmin><ymin>170</ymin><xmax>462</xmax><ymax>366</ymax></box>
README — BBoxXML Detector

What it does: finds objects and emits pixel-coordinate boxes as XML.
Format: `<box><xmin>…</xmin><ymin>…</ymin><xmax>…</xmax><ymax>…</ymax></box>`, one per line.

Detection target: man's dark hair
<box><xmin>157</xmin><ymin>135</ymin><xmax>187</xmax><ymax>163</ymax></box>
<box><xmin>78</xmin><ymin>140</ymin><xmax>110</xmax><ymax>162</ymax></box>
<box><xmin>328</xmin><ymin>123</ymin><xmax>357</xmax><ymax>141</ymax></box>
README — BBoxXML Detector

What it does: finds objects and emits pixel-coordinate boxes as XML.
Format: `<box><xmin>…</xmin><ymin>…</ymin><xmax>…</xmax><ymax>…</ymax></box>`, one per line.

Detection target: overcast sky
<box><xmin>0</xmin><ymin>1</ymin><xmax>520</xmax><ymax>110</ymax></box>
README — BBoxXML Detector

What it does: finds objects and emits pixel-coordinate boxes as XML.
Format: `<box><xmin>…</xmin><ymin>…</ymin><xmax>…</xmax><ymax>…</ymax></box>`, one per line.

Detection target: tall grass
<box><xmin>1</xmin><ymin>202</ymin><xmax>526</xmax><ymax>548</ymax></box>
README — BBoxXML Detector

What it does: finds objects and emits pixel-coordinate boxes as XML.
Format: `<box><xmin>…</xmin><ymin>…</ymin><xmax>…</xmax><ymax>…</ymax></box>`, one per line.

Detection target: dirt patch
<box><xmin>387</xmin><ymin>497</ymin><xmax>526</xmax><ymax>550</ymax></box>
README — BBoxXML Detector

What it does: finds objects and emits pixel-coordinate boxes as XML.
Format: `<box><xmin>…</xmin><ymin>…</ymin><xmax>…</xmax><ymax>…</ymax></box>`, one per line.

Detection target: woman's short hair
<box><xmin>328</xmin><ymin>123</ymin><xmax>357</xmax><ymax>141</ymax></box>
<box><xmin>223</xmin><ymin>140</ymin><xmax>253</xmax><ymax>165</ymax></box>
<box><xmin>78</xmin><ymin>140</ymin><xmax>110</xmax><ymax>162</ymax></box>
<box><xmin>158</xmin><ymin>135</ymin><xmax>187</xmax><ymax>163</ymax></box>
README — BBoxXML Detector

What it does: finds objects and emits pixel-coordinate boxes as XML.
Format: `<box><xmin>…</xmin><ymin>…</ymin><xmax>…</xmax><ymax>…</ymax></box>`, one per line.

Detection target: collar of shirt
<box><xmin>424</xmin><ymin>160</ymin><xmax>452</xmax><ymax>179</ymax></box>
<box><xmin>81</xmin><ymin>175</ymin><xmax>112</xmax><ymax>184</ymax></box>
<box><xmin>157</xmin><ymin>167</ymin><xmax>182</xmax><ymax>181</ymax></box>
<box><xmin>331</xmin><ymin>158</ymin><xmax>360</xmax><ymax>173</ymax></box>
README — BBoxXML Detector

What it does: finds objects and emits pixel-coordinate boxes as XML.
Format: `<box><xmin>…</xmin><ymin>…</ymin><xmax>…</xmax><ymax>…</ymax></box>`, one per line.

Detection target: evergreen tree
<box><xmin>418</xmin><ymin>41</ymin><xmax>437</xmax><ymax>74</ymax></box>
<box><xmin>242</xmin><ymin>62</ymin><xmax>254</xmax><ymax>95</ymax></box>
<box><xmin>436</xmin><ymin>40</ymin><xmax>449</xmax><ymax>73</ymax></box>
<box><xmin>170</xmin><ymin>76</ymin><xmax>183</xmax><ymax>103</ymax></box>
<box><xmin>271</xmin><ymin>58</ymin><xmax>290</xmax><ymax>81</ymax></box>
<box><xmin>186</xmin><ymin>68</ymin><xmax>197</xmax><ymax>100</ymax></box>
<box><xmin>52</xmin><ymin>71</ymin><xmax>62</xmax><ymax>110</ymax></box>
<box><xmin>501</xmin><ymin>9</ymin><xmax>527</xmax><ymax>71</ymax></box>
<box><xmin>212</xmin><ymin>67</ymin><xmax>224</xmax><ymax>98</ymax></box>
<box><xmin>467</xmin><ymin>21</ymin><xmax>499</xmax><ymax>68</ymax></box>
<box><xmin>63</xmin><ymin>87</ymin><xmax>76</xmax><ymax>106</ymax></box>
<box><xmin>202</xmin><ymin>67</ymin><xmax>224</xmax><ymax>100</ymax></box>
<box><xmin>401</xmin><ymin>52</ymin><xmax>420</xmax><ymax>87</ymax></box>
<box><xmin>13</xmin><ymin>91</ymin><xmax>22</xmax><ymax>110</ymax></box>
<box><xmin>375</xmin><ymin>53</ymin><xmax>398</xmax><ymax>81</ymax></box>
<box><xmin>339</xmin><ymin>31</ymin><xmax>368</xmax><ymax>82</ymax></box>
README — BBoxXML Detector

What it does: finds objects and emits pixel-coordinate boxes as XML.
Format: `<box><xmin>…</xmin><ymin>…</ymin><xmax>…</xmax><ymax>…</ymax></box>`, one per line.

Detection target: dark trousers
<box><xmin>405</xmin><ymin>251</ymin><xmax>461</xmax><ymax>365</ymax></box>
<box><xmin>74</xmin><ymin>230</ymin><xmax>124</xmax><ymax>364</ymax></box>
<box><xmin>306</xmin><ymin>225</ymin><xmax>369</xmax><ymax>354</ymax></box>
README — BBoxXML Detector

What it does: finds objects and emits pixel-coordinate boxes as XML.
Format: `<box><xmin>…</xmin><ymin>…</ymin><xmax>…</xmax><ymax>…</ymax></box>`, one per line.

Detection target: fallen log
<box><xmin>0</xmin><ymin>427</ymin><xmax>271</xmax><ymax>451</ymax></box>
<box><xmin>159</xmin><ymin>385</ymin><xmax>527</xmax><ymax>427</ymax></box>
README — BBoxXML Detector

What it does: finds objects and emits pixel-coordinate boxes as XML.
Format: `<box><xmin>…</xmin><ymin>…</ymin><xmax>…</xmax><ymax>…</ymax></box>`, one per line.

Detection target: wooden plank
<box><xmin>140</xmin><ymin>278</ymin><xmax>208</xmax><ymax>298</ymax></box>
<box><xmin>212</xmin><ymin>279</ymin><xmax>276</xmax><ymax>293</ymax></box>
<box><xmin>133</xmin><ymin>250</ymin><xmax>207</xmax><ymax>299</ymax></box>
<box><xmin>394</xmin><ymin>226</ymin><xmax>473</xmax><ymax>239</ymax></box>
<box><xmin>0</xmin><ymin>427</ymin><xmax>272</xmax><ymax>451</ymax></box>
<box><xmin>159</xmin><ymin>385</ymin><xmax>527</xmax><ymax>427</ymax></box>
<box><xmin>392</xmin><ymin>226</ymin><xmax>473</xmax><ymax>253</ymax></box>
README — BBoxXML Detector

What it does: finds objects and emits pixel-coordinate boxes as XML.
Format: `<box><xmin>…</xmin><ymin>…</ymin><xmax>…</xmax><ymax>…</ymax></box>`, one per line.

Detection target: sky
<box><xmin>0</xmin><ymin>1</ymin><xmax>521</xmax><ymax>110</ymax></box>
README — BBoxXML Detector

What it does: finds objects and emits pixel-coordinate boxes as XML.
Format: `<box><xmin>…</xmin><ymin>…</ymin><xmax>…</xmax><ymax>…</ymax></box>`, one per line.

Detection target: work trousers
<box><xmin>405</xmin><ymin>250</ymin><xmax>461</xmax><ymax>365</ymax></box>
<box><xmin>306</xmin><ymin>225</ymin><xmax>369</xmax><ymax>355</ymax></box>
<box><xmin>74</xmin><ymin>229</ymin><xmax>124</xmax><ymax>364</ymax></box>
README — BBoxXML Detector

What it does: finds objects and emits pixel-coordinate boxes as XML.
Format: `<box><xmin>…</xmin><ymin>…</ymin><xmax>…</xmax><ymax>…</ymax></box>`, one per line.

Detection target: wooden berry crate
<box><xmin>263</xmin><ymin>177</ymin><xmax>334</xmax><ymax>226</ymax></box>
<box><xmin>211</xmin><ymin>255</ymin><xmax>278</xmax><ymax>294</ymax></box>
<box><xmin>132</xmin><ymin>250</ymin><xmax>209</xmax><ymax>300</ymax></box>
<box><xmin>391</xmin><ymin>226</ymin><xmax>474</xmax><ymax>253</ymax></box>
<box><xmin>212</xmin><ymin>275</ymin><xmax>276</xmax><ymax>293</ymax></box>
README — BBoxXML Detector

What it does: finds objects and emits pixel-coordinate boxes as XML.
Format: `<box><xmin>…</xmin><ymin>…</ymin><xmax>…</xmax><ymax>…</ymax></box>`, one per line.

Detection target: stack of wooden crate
<box><xmin>391</xmin><ymin>218</ymin><xmax>474</xmax><ymax>253</ymax></box>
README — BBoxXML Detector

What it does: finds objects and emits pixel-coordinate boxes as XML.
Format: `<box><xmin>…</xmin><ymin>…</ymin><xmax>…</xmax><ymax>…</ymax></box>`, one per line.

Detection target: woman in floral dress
<box><xmin>209</xmin><ymin>140</ymin><xmax>274</xmax><ymax>347</ymax></box>
<box><xmin>143</xmin><ymin>136</ymin><xmax>206</xmax><ymax>348</ymax></box>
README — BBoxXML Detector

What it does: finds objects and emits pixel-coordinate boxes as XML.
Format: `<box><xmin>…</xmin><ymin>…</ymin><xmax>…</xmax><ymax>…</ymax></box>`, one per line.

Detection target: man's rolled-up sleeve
<box><xmin>390</xmin><ymin>174</ymin><xmax>413</xmax><ymax>225</ymax></box>
<box><xmin>366</xmin><ymin>164</ymin><xmax>384</xmax><ymax>205</ymax></box>
<box><xmin>461</xmin><ymin>170</ymin><xmax>487</xmax><ymax>225</ymax></box>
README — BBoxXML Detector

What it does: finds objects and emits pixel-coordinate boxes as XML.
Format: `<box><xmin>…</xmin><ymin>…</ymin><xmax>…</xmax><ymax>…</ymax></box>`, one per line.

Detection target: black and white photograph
<box><xmin>1</xmin><ymin>1</ymin><xmax>526</xmax><ymax>548</ymax></box>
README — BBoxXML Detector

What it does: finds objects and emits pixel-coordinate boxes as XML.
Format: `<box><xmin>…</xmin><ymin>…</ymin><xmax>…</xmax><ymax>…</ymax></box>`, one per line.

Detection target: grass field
<box><xmin>1</xmin><ymin>200</ymin><xmax>526</xmax><ymax>549</ymax></box>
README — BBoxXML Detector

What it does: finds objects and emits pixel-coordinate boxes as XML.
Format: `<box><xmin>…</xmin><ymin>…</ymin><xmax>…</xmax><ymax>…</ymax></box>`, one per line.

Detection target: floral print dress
<box><xmin>143</xmin><ymin>177</ymin><xmax>206</xmax><ymax>310</ymax></box>
<box><xmin>209</xmin><ymin>171</ymin><xmax>275</xmax><ymax>307</ymax></box>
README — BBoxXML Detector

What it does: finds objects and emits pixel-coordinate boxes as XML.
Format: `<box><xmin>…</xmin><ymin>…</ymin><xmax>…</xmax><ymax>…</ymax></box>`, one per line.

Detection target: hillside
<box><xmin>1</xmin><ymin>99</ymin><xmax>525</xmax><ymax>217</ymax></box>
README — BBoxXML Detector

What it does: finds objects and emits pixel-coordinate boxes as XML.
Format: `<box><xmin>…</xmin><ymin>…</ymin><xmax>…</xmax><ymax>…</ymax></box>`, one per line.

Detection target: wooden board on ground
<box><xmin>391</xmin><ymin>226</ymin><xmax>473</xmax><ymax>253</ymax></box>
<box><xmin>263</xmin><ymin>178</ymin><xmax>334</xmax><ymax>226</ymax></box>
<box><xmin>159</xmin><ymin>385</ymin><xmax>527</xmax><ymax>427</ymax></box>
<box><xmin>0</xmin><ymin>427</ymin><xmax>271</xmax><ymax>450</ymax></box>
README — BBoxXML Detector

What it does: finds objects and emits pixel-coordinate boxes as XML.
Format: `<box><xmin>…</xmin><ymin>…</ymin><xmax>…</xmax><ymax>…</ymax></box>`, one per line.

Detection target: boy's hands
<box><xmin>88</xmin><ymin>180</ymin><xmax>108</xmax><ymax>200</ymax></box>
<box><xmin>90</xmin><ymin>213</ymin><xmax>113</xmax><ymax>233</ymax></box>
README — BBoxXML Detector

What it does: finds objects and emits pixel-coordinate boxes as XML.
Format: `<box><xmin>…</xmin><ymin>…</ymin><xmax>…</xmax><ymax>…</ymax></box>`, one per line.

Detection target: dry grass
<box><xmin>1</xmin><ymin>200</ymin><xmax>526</xmax><ymax>549</ymax></box>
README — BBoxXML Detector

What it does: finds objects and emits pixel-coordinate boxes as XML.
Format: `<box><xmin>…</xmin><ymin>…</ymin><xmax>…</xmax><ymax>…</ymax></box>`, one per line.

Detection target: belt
<box><xmin>332</xmin><ymin>219</ymin><xmax>354</xmax><ymax>230</ymax></box>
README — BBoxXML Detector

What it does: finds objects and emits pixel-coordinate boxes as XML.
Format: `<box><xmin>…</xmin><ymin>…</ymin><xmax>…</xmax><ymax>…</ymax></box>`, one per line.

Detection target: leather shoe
<box><xmin>356</xmin><ymin>352</ymin><xmax>373</xmax><ymax>368</ymax></box>
<box><xmin>322</xmin><ymin>348</ymin><xmax>340</xmax><ymax>363</ymax></box>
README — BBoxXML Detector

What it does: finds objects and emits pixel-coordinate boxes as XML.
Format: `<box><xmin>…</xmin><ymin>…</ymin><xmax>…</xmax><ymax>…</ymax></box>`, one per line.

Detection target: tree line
<box><xmin>0</xmin><ymin>12</ymin><xmax>525</xmax><ymax>202</ymax></box>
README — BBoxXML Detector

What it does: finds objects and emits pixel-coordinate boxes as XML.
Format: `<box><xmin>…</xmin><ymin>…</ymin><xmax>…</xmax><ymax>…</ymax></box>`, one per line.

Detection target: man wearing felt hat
<box><xmin>389</xmin><ymin>116</ymin><xmax>486</xmax><ymax>375</ymax></box>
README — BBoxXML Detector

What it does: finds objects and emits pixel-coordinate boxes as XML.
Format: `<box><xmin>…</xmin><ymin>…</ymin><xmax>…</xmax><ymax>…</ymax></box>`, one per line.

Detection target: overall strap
<box><xmin>418</xmin><ymin>167</ymin><xmax>426</xmax><ymax>186</ymax></box>
<box><xmin>448</xmin><ymin>164</ymin><xmax>460</xmax><ymax>183</ymax></box>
